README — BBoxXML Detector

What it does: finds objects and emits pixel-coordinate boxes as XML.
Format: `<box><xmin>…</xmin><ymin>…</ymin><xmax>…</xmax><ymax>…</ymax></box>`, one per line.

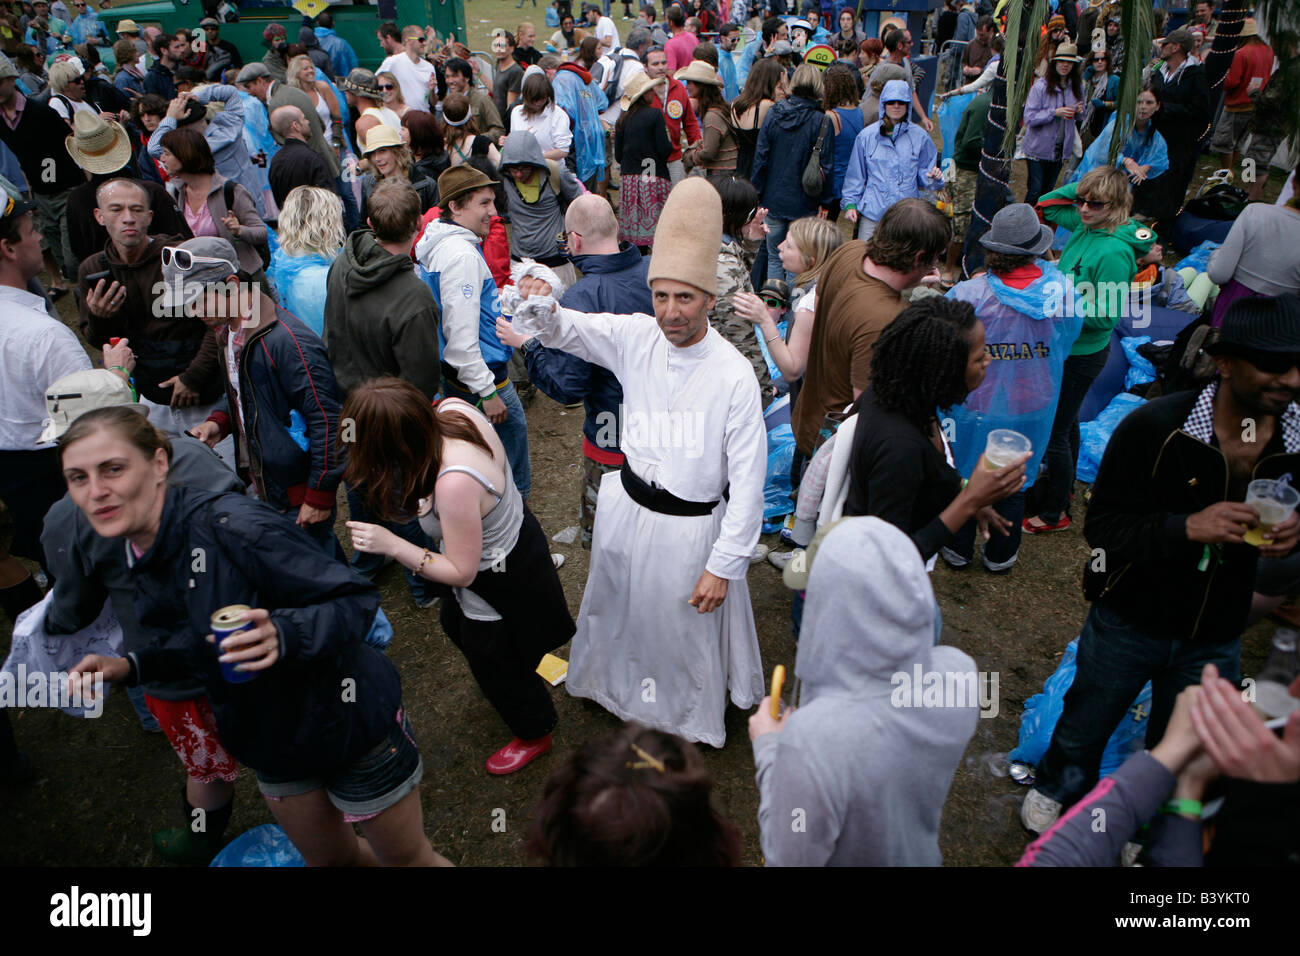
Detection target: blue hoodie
<box><xmin>840</xmin><ymin>78</ymin><xmax>940</xmax><ymax>223</ymax></box>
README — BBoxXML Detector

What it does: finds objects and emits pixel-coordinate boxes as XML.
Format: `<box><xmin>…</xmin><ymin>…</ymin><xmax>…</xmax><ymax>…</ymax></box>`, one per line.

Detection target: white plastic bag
<box><xmin>1</xmin><ymin>593</ymin><xmax>122</xmax><ymax>717</ymax></box>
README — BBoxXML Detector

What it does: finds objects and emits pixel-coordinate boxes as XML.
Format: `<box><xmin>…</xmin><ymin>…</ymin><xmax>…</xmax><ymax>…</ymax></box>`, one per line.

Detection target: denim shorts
<box><xmin>255</xmin><ymin>709</ymin><xmax>423</xmax><ymax>822</ymax></box>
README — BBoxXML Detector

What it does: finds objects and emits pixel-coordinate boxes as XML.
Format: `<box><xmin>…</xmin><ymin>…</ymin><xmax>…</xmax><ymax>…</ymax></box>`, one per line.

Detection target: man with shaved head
<box><xmin>78</xmin><ymin>177</ymin><xmax>223</xmax><ymax>439</ymax></box>
<box><xmin>496</xmin><ymin>194</ymin><xmax>653</xmax><ymax>548</ymax></box>
<box><xmin>267</xmin><ymin>104</ymin><xmax>339</xmax><ymax>212</ymax></box>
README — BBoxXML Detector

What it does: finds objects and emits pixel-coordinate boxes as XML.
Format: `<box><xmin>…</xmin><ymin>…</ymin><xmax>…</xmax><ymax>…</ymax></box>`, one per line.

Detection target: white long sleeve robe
<box><xmin>516</xmin><ymin>303</ymin><xmax>768</xmax><ymax>746</ymax></box>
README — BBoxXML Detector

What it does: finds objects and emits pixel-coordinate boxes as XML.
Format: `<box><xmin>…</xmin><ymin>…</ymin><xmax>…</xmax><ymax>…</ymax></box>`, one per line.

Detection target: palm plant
<box><xmin>959</xmin><ymin>0</ymin><xmax>1288</xmax><ymax>276</ymax></box>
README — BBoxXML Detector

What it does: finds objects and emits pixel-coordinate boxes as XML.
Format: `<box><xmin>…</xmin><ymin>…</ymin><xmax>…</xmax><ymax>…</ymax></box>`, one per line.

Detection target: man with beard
<box><xmin>1021</xmin><ymin>294</ymin><xmax>1300</xmax><ymax>833</ymax></box>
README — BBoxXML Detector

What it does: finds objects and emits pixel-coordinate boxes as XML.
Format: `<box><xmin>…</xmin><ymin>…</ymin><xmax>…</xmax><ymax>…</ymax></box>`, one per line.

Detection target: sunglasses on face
<box><xmin>1075</xmin><ymin>198</ymin><xmax>1111</xmax><ymax>211</ymax></box>
<box><xmin>378</xmin><ymin>83</ymin><xmax>395</xmax><ymax>90</ymax></box>
<box><xmin>760</xmin><ymin>295</ymin><xmax>786</xmax><ymax>310</ymax></box>
<box><xmin>162</xmin><ymin>247</ymin><xmax>232</xmax><ymax>272</ymax></box>
<box><xmin>1239</xmin><ymin>350</ymin><xmax>1300</xmax><ymax>375</ymax></box>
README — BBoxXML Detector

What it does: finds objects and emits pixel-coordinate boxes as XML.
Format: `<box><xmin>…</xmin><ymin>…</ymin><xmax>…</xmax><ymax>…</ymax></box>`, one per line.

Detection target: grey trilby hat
<box><xmin>979</xmin><ymin>203</ymin><xmax>1054</xmax><ymax>257</ymax></box>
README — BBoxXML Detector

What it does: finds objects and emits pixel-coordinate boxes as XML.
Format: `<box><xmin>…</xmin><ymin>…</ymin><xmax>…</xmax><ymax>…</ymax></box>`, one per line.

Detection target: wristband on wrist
<box><xmin>1159</xmin><ymin>798</ymin><xmax>1203</xmax><ymax>817</ymax></box>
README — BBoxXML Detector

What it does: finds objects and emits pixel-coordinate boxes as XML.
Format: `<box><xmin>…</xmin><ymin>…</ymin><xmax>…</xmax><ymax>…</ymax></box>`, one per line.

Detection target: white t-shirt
<box><xmin>795</xmin><ymin>288</ymin><xmax>816</xmax><ymax>314</ymax></box>
<box><xmin>50</xmin><ymin>95</ymin><xmax>96</xmax><ymax>123</ymax></box>
<box><xmin>509</xmin><ymin>102</ymin><xmax>572</xmax><ymax>154</ymax></box>
<box><xmin>225</xmin><ymin>331</ymin><xmax>241</xmax><ymax>416</ymax></box>
<box><xmin>593</xmin><ymin>15</ymin><xmax>619</xmax><ymax>52</ymax></box>
<box><xmin>0</xmin><ymin>285</ymin><xmax>93</xmax><ymax>449</ymax></box>
<box><xmin>378</xmin><ymin>51</ymin><xmax>435</xmax><ymax>113</ymax></box>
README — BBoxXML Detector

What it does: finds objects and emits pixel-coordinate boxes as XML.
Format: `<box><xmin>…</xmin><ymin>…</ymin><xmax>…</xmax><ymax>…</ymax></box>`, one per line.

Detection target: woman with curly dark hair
<box><xmin>526</xmin><ymin>723</ymin><xmax>741</xmax><ymax>866</ymax></box>
<box><xmin>843</xmin><ymin>296</ymin><xmax>1027</xmax><ymax>566</ymax></box>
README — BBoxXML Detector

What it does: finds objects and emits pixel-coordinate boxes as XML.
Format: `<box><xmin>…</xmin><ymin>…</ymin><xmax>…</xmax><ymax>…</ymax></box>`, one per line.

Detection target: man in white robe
<box><xmin>505</xmin><ymin>179</ymin><xmax>767</xmax><ymax>747</ymax></box>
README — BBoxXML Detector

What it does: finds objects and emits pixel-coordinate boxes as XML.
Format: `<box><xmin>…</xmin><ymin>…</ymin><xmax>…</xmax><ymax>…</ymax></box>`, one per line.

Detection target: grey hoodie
<box><xmin>499</xmin><ymin>129</ymin><xmax>584</xmax><ymax>263</ymax></box>
<box><xmin>752</xmin><ymin>517</ymin><xmax>978</xmax><ymax>866</ymax></box>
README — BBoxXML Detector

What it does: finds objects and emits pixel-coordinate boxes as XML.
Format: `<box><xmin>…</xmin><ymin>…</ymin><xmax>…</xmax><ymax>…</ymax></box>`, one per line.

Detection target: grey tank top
<box><xmin>418</xmin><ymin>463</ymin><xmax>523</xmax><ymax>571</ymax></box>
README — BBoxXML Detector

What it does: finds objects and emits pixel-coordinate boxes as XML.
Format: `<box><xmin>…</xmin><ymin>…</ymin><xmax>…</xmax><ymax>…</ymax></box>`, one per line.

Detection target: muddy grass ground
<box><xmin>0</xmin><ymin>376</ymin><xmax>1282</xmax><ymax>868</ymax></box>
<box><xmin>1</xmin><ymin>12</ymin><xmax>1293</xmax><ymax>862</ymax></box>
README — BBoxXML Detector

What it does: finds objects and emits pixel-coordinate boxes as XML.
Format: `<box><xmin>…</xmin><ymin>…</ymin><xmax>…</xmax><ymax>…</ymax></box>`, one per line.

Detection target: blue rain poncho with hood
<box><xmin>840</xmin><ymin>79</ymin><xmax>940</xmax><ymax>224</ymax></box>
<box><xmin>945</xmin><ymin>260</ymin><xmax>1083</xmax><ymax>484</ymax></box>
<box><xmin>551</xmin><ymin>63</ymin><xmax>608</xmax><ymax>184</ymax></box>
<box><xmin>752</xmin><ymin>517</ymin><xmax>979</xmax><ymax>866</ymax></box>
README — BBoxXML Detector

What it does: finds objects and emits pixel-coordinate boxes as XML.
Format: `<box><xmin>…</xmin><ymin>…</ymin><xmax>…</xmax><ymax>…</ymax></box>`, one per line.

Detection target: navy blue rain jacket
<box><xmin>206</xmin><ymin>305</ymin><xmax>345</xmax><ymax>514</ymax></box>
<box><xmin>751</xmin><ymin>95</ymin><xmax>835</xmax><ymax>220</ymax></box>
<box><xmin>127</xmin><ymin>485</ymin><xmax>400</xmax><ymax>778</ymax></box>
<box><xmin>525</xmin><ymin>244</ymin><xmax>653</xmax><ymax>457</ymax></box>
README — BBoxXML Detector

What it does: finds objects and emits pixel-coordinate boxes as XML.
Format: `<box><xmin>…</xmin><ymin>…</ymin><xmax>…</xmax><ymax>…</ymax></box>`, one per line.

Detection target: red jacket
<box><xmin>653</xmin><ymin>77</ymin><xmax>701</xmax><ymax>163</ymax></box>
<box><xmin>1223</xmin><ymin>40</ymin><xmax>1274</xmax><ymax>111</ymax></box>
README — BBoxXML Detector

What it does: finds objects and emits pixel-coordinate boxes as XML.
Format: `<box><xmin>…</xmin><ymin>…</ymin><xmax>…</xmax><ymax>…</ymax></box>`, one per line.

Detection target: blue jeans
<box><xmin>344</xmin><ymin>483</ymin><xmax>438</xmax><ymax>603</ymax></box>
<box><xmin>1024</xmin><ymin>158</ymin><xmax>1065</xmax><ymax>207</ymax></box>
<box><xmin>764</xmin><ymin>215</ymin><xmax>792</xmax><ymax>285</ymax></box>
<box><xmin>126</xmin><ymin>684</ymin><xmax>160</xmax><ymax>731</ymax></box>
<box><xmin>950</xmin><ymin>491</ymin><xmax>1026</xmax><ymax>569</ymax></box>
<box><xmin>296</xmin><ymin>509</ymin><xmax>345</xmax><ymax>562</ymax></box>
<box><xmin>336</xmin><ymin>173</ymin><xmax>359</xmax><ymax>234</ymax></box>
<box><xmin>1034</xmin><ymin>601</ymin><xmax>1242</xmax><ymax>807</ymax></box>
<box><xmin>1039</xmin><ymin>348</ymin><xmax>1110</xmax><ymax>522</ymax></box>
<box><xmin>439</xmin><ymin>378</ymin><xmax>532</xmax><ymax>500</ymax></box>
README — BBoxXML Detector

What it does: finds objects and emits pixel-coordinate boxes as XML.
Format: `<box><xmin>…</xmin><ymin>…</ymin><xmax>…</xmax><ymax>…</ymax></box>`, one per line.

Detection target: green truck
<box><xmin>94</xmin><ymin>1</ymin><xmax>467</xmax><ymax>72</ymax></box>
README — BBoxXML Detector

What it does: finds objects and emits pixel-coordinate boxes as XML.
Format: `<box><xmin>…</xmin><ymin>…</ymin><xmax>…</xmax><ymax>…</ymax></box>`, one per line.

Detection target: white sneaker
<box><xmin>1020</xmin><ymin>789</ymin><xmax>1063</xmax><ymax>833</ymax></box>
<box><xmin>767</xmin><ymin>549</ymin><xmax>797</xmax><ymax>571</ymax></box>
<box><xmin>551</xmin><ymin>553</ymin><xmax>566</xmax><ymax>570</ymax></box>
<box><xmin>750</xmin><ymin>543</ymin><xmax>770</xmax><ymax>564</ymax></box>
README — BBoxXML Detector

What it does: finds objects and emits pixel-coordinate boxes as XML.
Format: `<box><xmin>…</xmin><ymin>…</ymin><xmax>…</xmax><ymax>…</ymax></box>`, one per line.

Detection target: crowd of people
<box><xmin>0</xmin><ymin>0</ymin><xmax>1298</xmax><ymax>868</ymax></box>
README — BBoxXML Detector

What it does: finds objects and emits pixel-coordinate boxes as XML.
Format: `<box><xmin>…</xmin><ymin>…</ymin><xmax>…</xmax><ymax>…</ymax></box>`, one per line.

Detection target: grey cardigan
<box><xmin>169</xmin><ymin>173</ymin><xmax>268</xmax><ymax>276</ymax></box>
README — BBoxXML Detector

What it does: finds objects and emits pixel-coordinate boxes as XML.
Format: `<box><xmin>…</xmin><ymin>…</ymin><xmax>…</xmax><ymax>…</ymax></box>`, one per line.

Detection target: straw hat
<box><xmin>65</xmin><ymin>111</ymin><xmax>133</xmax><ymax>175</ymax></box>
<box><xmin>1051</xmin><ymin>42</ymin><xmax>1082</xmax><ymax>63</ymax></box>
<box><xmin>115</xmin><ymin>18</ymin><xmax>139</xmax><ymax>34</ymax></box>
<box><xmin>1240</xmin><ymin>18</ymin><xmax>1259</xmax><ymax>38</ymax></box>
<box><xmin>619</xmin><ymin>70</ymin><xmax>659</xmax><ymax>110</ymax></box>
<box><xmin>647</xmin><ymin>178</ymin><xmax>722</xmax><ymax>297</ymax></box>
<box><xmin>674</xmin><ymin>59</ymin><xmax>722</xmax><ymax>87</ymax></box>
<box><xmin>361</xmin><ymin>123</ymin><xmax>403</xmax><ymax>155</ymax></box>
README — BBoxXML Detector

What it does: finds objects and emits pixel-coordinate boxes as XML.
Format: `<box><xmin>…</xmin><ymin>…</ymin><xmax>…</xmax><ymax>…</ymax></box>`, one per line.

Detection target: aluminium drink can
<box><xmin>211</xmin><ymin>604</ymin><xmax>257</xmax><ymax>684</ymax></box>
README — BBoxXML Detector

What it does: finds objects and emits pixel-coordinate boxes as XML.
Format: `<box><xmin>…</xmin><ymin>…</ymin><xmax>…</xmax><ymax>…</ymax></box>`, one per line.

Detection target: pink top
<box><xmin>665</xmin><ymin>32</ymin><xmax>699</xmax><ymax>73</ymax></box>
<box><xmin>184</xmin><ymin>199</ymin><xmax>218</xmax><ymax>237</ymax></box>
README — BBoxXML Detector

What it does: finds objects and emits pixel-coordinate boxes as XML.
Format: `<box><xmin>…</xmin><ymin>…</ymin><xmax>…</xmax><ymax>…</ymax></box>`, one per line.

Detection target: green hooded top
<box><xmin>1038</xmin><ymin>180</ymin><xmax>1158</xmax><ymax>356</ymax></box>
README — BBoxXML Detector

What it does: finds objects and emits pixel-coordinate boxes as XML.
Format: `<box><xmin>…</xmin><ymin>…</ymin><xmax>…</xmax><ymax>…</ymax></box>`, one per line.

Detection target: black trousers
<box><xmin>0</xmin><ymin>447</ymin><xmax>65</xmax><ymax>570</ymax></box>
<box><xmin>436</xmin><ymin>507</ymin><xmax>572</xmax><ymax>740</ymax></box>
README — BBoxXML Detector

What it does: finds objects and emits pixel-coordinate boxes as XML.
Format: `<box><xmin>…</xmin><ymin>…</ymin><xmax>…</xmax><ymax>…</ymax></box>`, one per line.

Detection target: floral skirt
<box><xmin>618</xmin><ymin>173</ymin><xmax>672</xmax><ymax>248</ymax></box>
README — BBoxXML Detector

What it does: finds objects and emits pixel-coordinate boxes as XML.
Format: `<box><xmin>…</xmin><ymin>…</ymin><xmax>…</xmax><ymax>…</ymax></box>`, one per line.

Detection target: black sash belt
<box><xmin>619</xmin><ymin>463</ymin><xmax>725</xmax><ymax>517</ymax></box>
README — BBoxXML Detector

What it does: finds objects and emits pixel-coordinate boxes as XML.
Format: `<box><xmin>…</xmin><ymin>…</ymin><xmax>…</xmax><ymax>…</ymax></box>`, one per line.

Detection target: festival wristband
<box><xmin>1159</xmin><ymin>799</ymin><xmax>1203</xmax><ymax>818</ymax></box>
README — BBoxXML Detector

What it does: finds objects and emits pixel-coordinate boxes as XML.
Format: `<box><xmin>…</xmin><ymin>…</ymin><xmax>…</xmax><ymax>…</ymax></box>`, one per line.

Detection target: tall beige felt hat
<box><xmin>647</xmin><ymin>177</ymin><xmax>722</xmax><ymax>297</ymax></box>
<box><xmin>674</xmin><ymin>60</ymin><xmax>723</xmax><ymax>87</ymax></box>
<box><xmin>65</xmin><ymin>111</ymin><xmax>133</xmax><ymax>175</ymax></box>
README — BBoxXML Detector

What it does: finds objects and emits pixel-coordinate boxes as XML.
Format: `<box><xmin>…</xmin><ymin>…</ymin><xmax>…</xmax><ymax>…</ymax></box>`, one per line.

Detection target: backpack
<box><xmin>1184</xmin><ymin>183</ymin><xmax>1249</xmax><ymax>222</ymax></box>
<box><xmin>222</xmin><ymin>179</ymin><xmax>271</xmax><ymax>271</ymax></box>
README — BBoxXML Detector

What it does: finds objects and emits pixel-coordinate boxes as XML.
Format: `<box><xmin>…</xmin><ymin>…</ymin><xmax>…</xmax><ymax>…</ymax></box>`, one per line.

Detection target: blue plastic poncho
<box><xmin>552</xmin><ymin>66</ymin><xmax>607</xmax><ymax>184</ymax></box>
<box><xmin>936</xmin><ymin>91</ymin><xmax>974</xmax><ymax>165</ymax></box>
<box><xmin>945</xmin><ymin>261</ymin><xmax>1084</xmax><ymax>485</ymax></box>
<box><xmin>267</xmin><ymin>248</ymin><xmax>334</xmax><ymax>337</ymax></box>
<box><xmin>239</xmin><ymin>89</ymin><xmax>279</xmax><ymax>207</ymax></box>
